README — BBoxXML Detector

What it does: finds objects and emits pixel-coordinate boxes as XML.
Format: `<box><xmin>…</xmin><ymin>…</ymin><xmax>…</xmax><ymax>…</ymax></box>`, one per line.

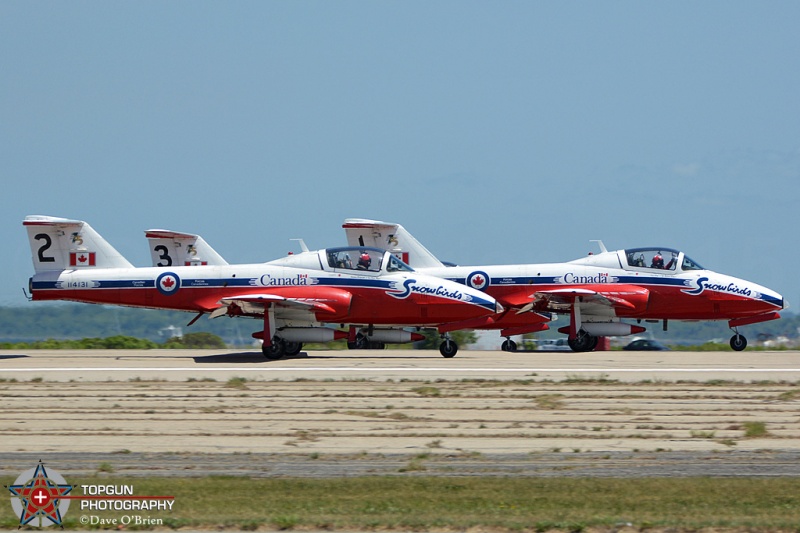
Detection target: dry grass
<box><xmin>5</xmin><ymin>476</ymin><xmax>800</xmax><ymax>530</ymax></box>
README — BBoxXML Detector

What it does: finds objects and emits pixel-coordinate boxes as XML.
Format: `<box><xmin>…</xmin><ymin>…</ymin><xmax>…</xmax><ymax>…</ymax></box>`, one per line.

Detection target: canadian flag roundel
<box><xmin>156</xmin><ymin>272</ymin><xmax>181</xmax><ymax>296</ymax></box>
<box><xmin>466</xmin><ymin>271</ymin><xmax>490</xmax><ymax>291</ymax></box>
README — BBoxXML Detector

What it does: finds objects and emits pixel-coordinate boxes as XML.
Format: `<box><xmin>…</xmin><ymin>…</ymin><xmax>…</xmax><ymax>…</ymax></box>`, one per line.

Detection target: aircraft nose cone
<box><xmin>765</xmin><ymin>289</ymin><xmax>785</xmax><ymax>310</ymax></box>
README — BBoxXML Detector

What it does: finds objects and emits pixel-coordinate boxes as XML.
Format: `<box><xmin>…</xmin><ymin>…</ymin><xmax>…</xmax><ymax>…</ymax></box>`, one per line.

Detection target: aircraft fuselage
<box><xmin>29</xmin><ymin>263</ymin><xmax>499</xmax><ymax>326</ymax></box>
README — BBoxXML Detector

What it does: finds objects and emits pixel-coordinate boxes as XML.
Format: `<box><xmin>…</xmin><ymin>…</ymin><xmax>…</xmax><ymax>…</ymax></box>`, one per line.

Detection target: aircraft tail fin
<box><xmin>23</xmin><ymin>215</ymin><xmax>134</xmax><ymax>273</ymax></box>
<box><xmin>342</xmin><ymin>218</ymin><xmax>445</xmax><ymax>269</ymax></box>
<box><xmin>144</xmin><ymin>229</ymin><xmax>229</xmax><ymax>267</ymax></box>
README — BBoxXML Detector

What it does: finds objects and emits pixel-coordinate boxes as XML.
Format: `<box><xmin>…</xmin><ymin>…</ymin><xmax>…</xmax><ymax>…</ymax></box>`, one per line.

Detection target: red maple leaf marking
<box><xmin>162</xmin><ymin>277</ymin><xmax>175</xmax><ymax>289</ymax></box>
<box><xmin>78</xmin><ymin>254</ymin><xmax>87</xmax><ymax>264</ymax></box>
<box><xmin>473</xmin><ymin>275</ymin><xmax>484</xmax><ymax>286</ymax></box>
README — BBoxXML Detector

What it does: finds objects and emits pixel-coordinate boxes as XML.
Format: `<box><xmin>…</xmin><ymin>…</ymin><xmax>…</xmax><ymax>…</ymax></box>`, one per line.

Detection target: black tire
<box><xmin>587</xmin><ymin>336</ymin><xmax>599</xmax><ymax>352</ymax></box>
<box><xmin>283</xmin><ymin>342</ymin><xmax>303</xmax><ymax>356</ymax></box>
<box><xmin>568</xmin><ymin>332</ymin><xmax>597</xmax><ymax>352</ymax></box>
<box><xmin>501</xmin><ymin>339</ymin><xmax>517</xmax><ymax>352</ymax></box>
<box><xmin>730</xmin><ymin>334</ymin><xmax>747</xmax><ymax>351</ymax></box>
<box><xmin>262</xmin><ymin>339</ymin><xmax>286</xmax><ymax>360</ymax></box>
<box><xmin>439</xmin><ymin>340</ymin><xmax>458</xmax><ymax>358</ymax></box>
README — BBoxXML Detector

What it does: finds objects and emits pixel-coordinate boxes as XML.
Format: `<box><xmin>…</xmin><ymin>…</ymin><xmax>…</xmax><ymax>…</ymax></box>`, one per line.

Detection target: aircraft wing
<box><xmin>518</xmin><ymin>285</ymin><xmax>650</xmax><ymax>315</ymax></box>
<box><xmin>208</xmin><ymin>287</ymin><xmax>353</xmax><ymax>320</ymax></box>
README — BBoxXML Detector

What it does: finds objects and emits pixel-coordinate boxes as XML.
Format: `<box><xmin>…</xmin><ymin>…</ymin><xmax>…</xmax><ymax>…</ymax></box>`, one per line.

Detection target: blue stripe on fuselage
<box><xmin>32</xmin><ymin>276</ymin><xmax>396</xmax><ymax>291</ymax></box>
<box><xmin>446</xmin><ymin>274</ymin><xmax>780</xmax><ymax>306</ymax></box>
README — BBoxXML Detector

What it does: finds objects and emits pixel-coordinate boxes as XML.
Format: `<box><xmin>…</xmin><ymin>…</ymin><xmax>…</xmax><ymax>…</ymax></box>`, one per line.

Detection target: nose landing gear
<box><xmin>439</xmin><ymin>336</ymin><xmax>458</xmax><ymax>358</ymax></box>
<box><xmin>501</xmin><ymin>338</ymin><xmax>518</xmax><ymax>352</ymax></box>
<box><xmin>730</xmin><ymin>328</ymin><xmax>748</xmax><ymax>351</ymax></box>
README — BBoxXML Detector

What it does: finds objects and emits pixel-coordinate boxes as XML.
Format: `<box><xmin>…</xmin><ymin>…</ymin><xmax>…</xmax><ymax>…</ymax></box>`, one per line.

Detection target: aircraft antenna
<box><xmin>590</xmin><ymin>240</ymin><xmax>608</xmax><ymax>254</ymax></box>
<box><xmin>290</xmin><ymin>238</ymin><xmax>310</xmax><ymax>253</ymax></box>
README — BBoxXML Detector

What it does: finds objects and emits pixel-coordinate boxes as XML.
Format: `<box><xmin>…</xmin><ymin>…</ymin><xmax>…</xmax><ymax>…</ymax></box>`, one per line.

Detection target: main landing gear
<box><xmin>568</xmin><ymin>330</ymin><xmax>598</xmax><ymax>352</ymax></box>
<box><xmin>347</xmin><ymin>333</ymin><xmax>386</xmax><ymax>350</ymax></box>
<box><xmin>261</xmin><ymin>338</ymin><xmax>303</xmax><ymax>360</ymax></box>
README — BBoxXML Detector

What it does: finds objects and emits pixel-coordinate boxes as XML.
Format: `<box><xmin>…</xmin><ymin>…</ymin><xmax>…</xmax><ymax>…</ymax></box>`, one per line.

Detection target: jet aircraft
<box><xmin>142</xmin><ymin>228</ymin><xmax>422</xmax><ymax>352</ymax></box>
<box><xmin>23</xmin><ymin>216</ymin><xmax>502</xmax><ymax>358</ymax></box>
<box><xmin>343</xmin><ymin>219</ymin><xmax>785</xmax><ymax>352</ymax></box>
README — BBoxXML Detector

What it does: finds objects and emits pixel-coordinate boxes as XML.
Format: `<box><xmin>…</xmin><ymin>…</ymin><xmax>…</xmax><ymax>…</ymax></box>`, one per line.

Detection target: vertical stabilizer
<box><xmin>23</xmin><ymin>215</ymin><xmax>134</xmax><ymax>273</ymax></box>
<box><xmin>145</xmin><ymin>229</ymin><xmax>229</xmax><ymax>267</ymax></box>
<box><xmin>342</xmin><ymin>218</ymin><xmax>445</xmax><ymax>268</ymax></box>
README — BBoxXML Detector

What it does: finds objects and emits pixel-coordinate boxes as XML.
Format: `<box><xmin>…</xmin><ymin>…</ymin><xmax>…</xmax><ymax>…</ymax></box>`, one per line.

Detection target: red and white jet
<box><xmin>24</xmin><ymin>216</ymin><xmax>502</xmax><ymax>358</ymax></box>
<box><xmin>343</xmin><ymin>219</ymin><xmax>786</xmax><ymax>352</ymax></box>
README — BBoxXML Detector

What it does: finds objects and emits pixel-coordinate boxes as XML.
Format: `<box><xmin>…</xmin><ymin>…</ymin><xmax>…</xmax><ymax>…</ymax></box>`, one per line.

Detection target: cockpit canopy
<box><xmin>570</xmin><ymin>246</ymin><xmax>705</xmax><ymax>273</ymax></box>
<box><xmin>266</xmin><ymin>246</ymin><xmax>415</xmax><ymax>273</ymax></box>
<box><xmin>325</xmin><ymin>247</ymin><xmax>414</xmax><ymax>273</ymax></box>
<box><xmin>624</xmin><ymin>247</ymin><xmax>704</xmax><ymax>272</ymax></box>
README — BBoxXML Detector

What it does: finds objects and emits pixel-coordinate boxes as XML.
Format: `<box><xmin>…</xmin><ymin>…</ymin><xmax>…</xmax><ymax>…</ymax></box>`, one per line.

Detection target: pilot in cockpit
<box><xmin>650</xmin><ymin>251</ymin><xmax>677</xmax><ymax>270</ymax></box>
<box><xmin>357</xmin><ymin>251</ymin><xmax>372</xmax><ymax>270</ymax></box>
<box><xmin>651</xmin><ymin>253</ymin><xmax>665</xmax><ymax>269</ymax></box>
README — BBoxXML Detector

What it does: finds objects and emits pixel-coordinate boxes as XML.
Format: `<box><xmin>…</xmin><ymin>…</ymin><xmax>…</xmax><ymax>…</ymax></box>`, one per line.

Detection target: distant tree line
<box><xmin>0</xmin><ymin>332</ymin><xmax>227</xmax><ymax>350</ymax></box>
<box><xmin>0</xmin><ymin>303</ymin><xmax>252</xmax><ymax>345</ymax></box>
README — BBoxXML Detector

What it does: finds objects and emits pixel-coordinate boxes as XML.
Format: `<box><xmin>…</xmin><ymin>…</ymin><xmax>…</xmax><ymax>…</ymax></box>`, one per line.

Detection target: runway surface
<box><xmin>3</xmin><ymin>347</ymin><xmax>800</xmax><ymax>382</ymax></box>
<box><xmin>3</xmin><ymin>348</ymin><xmax>800</xmax><ymax>478</ymax></box>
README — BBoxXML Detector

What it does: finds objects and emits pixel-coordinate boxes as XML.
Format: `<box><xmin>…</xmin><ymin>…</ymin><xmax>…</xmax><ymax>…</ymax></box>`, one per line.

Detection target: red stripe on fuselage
<box><xmin>486</xmin><ymin>284</ymin><xmax>778</xmax><ymax>321</ymax></box>
<box><xmin>32</xmin><ymin>285</ymin><xmax>491</xmax><ymax>325</ymax></box>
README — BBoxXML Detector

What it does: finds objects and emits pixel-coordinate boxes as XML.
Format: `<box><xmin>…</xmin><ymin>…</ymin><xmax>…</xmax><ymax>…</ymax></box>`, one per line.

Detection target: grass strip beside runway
<box><xmin>4</xmin><ymin>476</ymin><xmax>800</xmax><ymax>531</ymax></box>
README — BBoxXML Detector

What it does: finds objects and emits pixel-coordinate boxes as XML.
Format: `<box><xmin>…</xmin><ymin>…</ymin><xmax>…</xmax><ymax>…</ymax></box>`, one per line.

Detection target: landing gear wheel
<box><xmin>587</xmin><ymin>336</ymin><xmax>599</xmax><ymax>352</ymax></box>
<box><xmin>568</xmin><ymin>331</ymin><xmax>597</xmax><ymax>352</ymax></box>
<box><xmin>730</xmin><ymin>334</ymin><xmax>747</xmax><ymax>351</ymax></box>
<box><xmin>283</xmin><ymin>341</ymin><xmax>303</xmax><ymax>356</ymax></box>
<box><xmin>262</xmin><ymin>338</ymin><xmax>286</xmax><ymax>360</ymax></box>
<box><xmin>439</xmin><ymin>339</ymin><xmax>458</xmax><ymax>358</ymax></box>
<box><xmin>501</xmin><ymin>339</ymin><xmax>517</xmax><ymax>352</ymax></box>
<box><xmin>347</xmin><ymin>336</ymin><xmax>385</xmax><ymax>349</ymax></box>
<box><xmin>348</xmin><ymin>334</ymin><xmax>368</xmax><ymax>350</ymax></box>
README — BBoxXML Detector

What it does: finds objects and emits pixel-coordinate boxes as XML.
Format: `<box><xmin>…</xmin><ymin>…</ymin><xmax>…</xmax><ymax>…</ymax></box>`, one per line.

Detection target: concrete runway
<box><xmin>3</xmin><ymin>347</ymin><xmax>800</xmax><ymax>382</ymax></box>
<box><xmin>3</xmin><ymin>348</ymin><xmax>800</xmax><ymax>478</ymax></box>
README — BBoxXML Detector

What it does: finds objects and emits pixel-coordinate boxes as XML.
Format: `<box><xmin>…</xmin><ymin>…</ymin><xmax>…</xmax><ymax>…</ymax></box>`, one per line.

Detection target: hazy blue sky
<box><xmin>2</xmin><ymin>2</ymin><xmax>799</xmax><ymax>307</ymax></box>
